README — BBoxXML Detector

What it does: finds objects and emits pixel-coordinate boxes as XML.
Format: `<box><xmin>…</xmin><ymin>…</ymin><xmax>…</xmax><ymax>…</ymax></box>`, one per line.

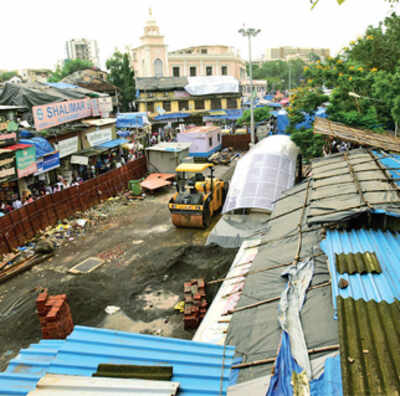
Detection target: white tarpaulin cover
<box><xmin>222</xmin><ymin>135</ymin><xmax>299</xmax><ymax>213</ymax></box>
<box><xmin>185</xmin><ymin>76</ymin><xmax>239</xmax><ymax>96</ymax></box>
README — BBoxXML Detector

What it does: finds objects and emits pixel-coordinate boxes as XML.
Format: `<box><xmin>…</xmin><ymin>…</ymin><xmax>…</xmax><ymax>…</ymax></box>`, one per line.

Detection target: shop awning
<box><xmin>95</xmin><ymin>138</ymin><xmax>128</xmax><ymax>149</ymax></box>
<box><xmin>3</xmin><ymin>143</ymin><xmax>32</xmax><ymax>152</ymax></box>
<box><xmin>153</xmin><ymin>112</ymin><xmax>190</xmax><ymax>121</ymax></box>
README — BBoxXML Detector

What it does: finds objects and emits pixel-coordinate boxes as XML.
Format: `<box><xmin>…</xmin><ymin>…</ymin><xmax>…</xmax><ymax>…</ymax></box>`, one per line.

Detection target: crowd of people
<box><xmin>0</xmin><ymin>146</ymin><xmax>145</xmax><ymax>217</ymax></box>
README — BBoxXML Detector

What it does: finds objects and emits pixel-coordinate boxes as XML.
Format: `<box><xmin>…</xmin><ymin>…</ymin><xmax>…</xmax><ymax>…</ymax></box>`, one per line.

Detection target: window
<box><xmin>206</xmin><ymin>66</ymin><xmax>213</xmax><ymax>76</ymax></box>
<box><xmin>163</xmin><ymin>101</ymin><xmax>171</xmax><ymax>112</ymax></box>
<box><xmin>211</xmin><ymin>98</ymin><xmax>221</xmax><ymax>110</ymax></box>
<box><xmin>201</xmin><ymin>48</ymin><xmax>208</xmax><ymax>54</ymax></box>
<box><xmin>221</xmin><ymin>66</ymin><xmax>228</xmax><ymax>75</ymax></box>
<box><xmin>208</xmin><ymin>137</ymin><xmax>213</xmax><ymax>146</ymax></box>
<box><xmin>190</xmin><ymin>66</ymin><xmax>197</xmax><ymax>76</ymax></box>
<box><xmin>172</xmin><ymin>66</ymin><xmax>180</xmax><ymax>77</ymax></box>
<box><xmin>227</xmin><ymin>98</ymin><xmax>237</xmax><ymax>109</ymax></box>
<box><xmin>179</xmin><ymin>100</ymin><xmax>188</xmax><ymax>111</ymax></box>
<box><xmin>147</xmin><ymin>102</ymin><xmax>154</xmax><ymax>112</ymax></box>
<box><xmin>154</xmin><ymin>58</ymin><xmax>163</xmax><ymax>77</ymax></box>
<box><xmin>194</xmin><ymin>100</ymin><xmax>204</xmax><ymax>110</ymax></box>
<box><xmin>217</xmin><ymin>134</ymin><xmax>221</xmax><ymax>143</ymax></box>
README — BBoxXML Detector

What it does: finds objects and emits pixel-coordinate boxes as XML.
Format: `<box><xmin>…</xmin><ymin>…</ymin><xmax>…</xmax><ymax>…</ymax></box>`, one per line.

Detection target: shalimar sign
<box><xmin>33</xmin><ymin>99</ymin><xmax>91</xmax><ymax>131</ymax></box>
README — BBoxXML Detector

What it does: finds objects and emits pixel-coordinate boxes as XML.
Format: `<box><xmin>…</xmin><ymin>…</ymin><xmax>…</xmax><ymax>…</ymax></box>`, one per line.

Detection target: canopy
<box><xmin>153</xmin><ymin>112</ymin><xmax>190</xmax><ymax>121</ymax></box>
<box><xmin>19</xmin><ymin>137</ymin><xmax>55</xmax><ymax>158</ymax></box>
<box><xmin>95</xmin><ymin>138</ymin><xmax>128</xmax><ymax>149</ymax></box>
<box><xmin>116</xmin><ymin>112</ymin><xmax>149</xmax><ymax>128</ymax></box>
<box><xmin>176</xmin><ymin>163</ymin><xmax>213</xmax><ymax>173</ymax></box>
<box><xmin>117</xmin><ymin>130</ymin><xmax>132</xmax><ymax>138</ymax></box>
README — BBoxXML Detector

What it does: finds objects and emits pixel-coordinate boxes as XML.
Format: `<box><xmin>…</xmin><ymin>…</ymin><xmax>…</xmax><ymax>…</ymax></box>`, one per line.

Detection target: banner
<box><xmin>86</xmin><ymin>128</ymin><xmax>112</xmax><ymax>147</ymax></box>
<box><xmin>71</xmin><ymin>155</ymin><xmax>89</xmax><ymax>166</ymax></box>
<box><xmin>98</xmin><ymin>97</ymin><xmax>113</xmax><ymax>114</ymax></box>
<box><xmin>33</xmin><ymin>99</ymin><xmax>91</xmax><ymax>131</ymax></box>
<box><xmin>56</xmin><ymin>136</ymin><xmax>79</xmax><ymax>158</ymax></box>
<box><xmin>35</xmin><ymin>152</ymin><xmax>60</xmax><ymax>175</ymax></box>
<box><xmin>15</xmin><ymin>146</ymin><xmax>37</xmax><ymax>178</ymax></box>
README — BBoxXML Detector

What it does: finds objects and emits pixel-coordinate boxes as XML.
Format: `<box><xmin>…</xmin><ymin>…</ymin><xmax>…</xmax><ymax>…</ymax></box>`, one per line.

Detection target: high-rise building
<box><xmin>65</xmin><ymin>38</ymin><xmax>100</xmax><ymax>68</ymax></box>
<box><xmin>263</xmin><ymin>46</ymin><xmax>330</xmax><ymax>62</ymax></box>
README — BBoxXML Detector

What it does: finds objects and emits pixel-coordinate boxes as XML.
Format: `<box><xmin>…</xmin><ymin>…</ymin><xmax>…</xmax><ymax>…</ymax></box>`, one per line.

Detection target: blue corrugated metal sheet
<box><xmin>374</xmin><ymin>151</ymin><xmax>400</xmax><ymax>186</ymax></box>
<box><xmin>0</xmin><ymin>326</ymin><xmax>236</xmax><ymax>396</ymax></box>
<box><xmin>320</xmin><ymin>229</ymin><xmax>400</xmax><ymax>313</ymax></box>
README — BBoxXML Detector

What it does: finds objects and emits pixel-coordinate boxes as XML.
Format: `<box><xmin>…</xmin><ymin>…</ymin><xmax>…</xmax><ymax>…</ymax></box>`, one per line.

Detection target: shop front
<box><xmin>54</xmin><ymin>135</ymin><xmax>80</xmax><ymax>183</ymax></box>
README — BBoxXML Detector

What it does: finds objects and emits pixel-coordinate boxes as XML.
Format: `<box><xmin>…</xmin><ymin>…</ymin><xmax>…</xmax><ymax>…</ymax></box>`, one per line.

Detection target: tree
<box><xmin>0</xmin><ymin>71</ymin><xmax>18</xmax><ymax>82</ymax></box>
<box><xmin>237</xmin><ymin>107</ymin><xmax>271</xmax><ymax>126</ymax></box>
<box><xmin>106</xmin><ymin>51</ymin><xmax>135</xmax><ymax>112</ymax></box>
<box><xmin>310</xmin><ymin>0</ymin><xmax>398</xmax><ymax>8</ymax></box>
<box><xmin>48</xmin><ymin>59</ymin><xmax>94</xmax><ymax>82</ymax></box>
<box><xmin>251</xmin><ymin>59</ymin><xmax>307</xmax><ymax>91</ymax></box>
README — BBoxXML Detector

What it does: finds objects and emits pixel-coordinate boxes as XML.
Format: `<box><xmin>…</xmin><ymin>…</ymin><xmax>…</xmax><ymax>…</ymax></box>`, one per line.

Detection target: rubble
<box><xmin>183</xmin><ymin>278</ymin><xmax>207</xmax><ymax>330</ymax></box>
<box><xmin>208</xmin><ymin>147</ymin><xmax>239</xmax><ymax>165</ymax></box>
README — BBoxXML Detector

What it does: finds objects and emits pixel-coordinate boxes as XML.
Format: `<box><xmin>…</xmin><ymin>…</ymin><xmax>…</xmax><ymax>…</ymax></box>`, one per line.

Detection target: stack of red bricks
<box><xmin>184</xmin><ymin>279</ymin><xmax>207</xmax><ymax>330</ymax></box>
<box><xmin>36</xmin><ymin>289</ymin><xmax>74</xmax><ymax>339</ymax></box>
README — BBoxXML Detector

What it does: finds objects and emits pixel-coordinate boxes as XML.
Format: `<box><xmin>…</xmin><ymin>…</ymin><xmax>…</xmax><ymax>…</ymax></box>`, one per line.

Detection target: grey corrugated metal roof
<box><xmin>337</xmin><ymin>297</ymin><xmax>400</xmax><ymax>396</ymax></box>
<box><xmin>27</xmin><ymin>374</ymin><xmax>179</xmax><ymax>395</ymax></box>
<box><xmin>335</xmin><ymin>251</ymin><xmax>381</xmax><ymax>274</ymax></box>
<box><xmin>136</xmin><ymin>77</ymin><xmax>188</xmax><ymax>91</ymax></box>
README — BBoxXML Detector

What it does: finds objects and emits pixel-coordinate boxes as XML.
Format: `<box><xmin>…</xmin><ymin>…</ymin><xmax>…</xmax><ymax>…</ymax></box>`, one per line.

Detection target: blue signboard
<box><xmin>35</xmin><ymin>152</ymin><xmax>60</xmax><ymax>175</ymax></box>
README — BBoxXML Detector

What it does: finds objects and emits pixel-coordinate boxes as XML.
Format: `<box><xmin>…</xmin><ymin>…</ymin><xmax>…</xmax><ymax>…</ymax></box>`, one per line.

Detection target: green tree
<box><xmin>310</xmin><ymin>0</ymin><xmax>397</xmax><ymax>8</ymax></box>
<box><xmin>0</xmin><ymin>71</ymin><xmax>18</xmax><ymax>82</ymax></box>
<box><xmin>48</xmin><ymin>59</ymin><xmax>94</xmax><ymax>82</ymax></box>
<box><xmin>237</xmin><ymin>107</ymin><xmax>271</xmax><ymax>126</ymax></box>
<box><xmin>106</xmin><ymin>51</ymin><xmax>135</xmax><ymax>112</ymax></box>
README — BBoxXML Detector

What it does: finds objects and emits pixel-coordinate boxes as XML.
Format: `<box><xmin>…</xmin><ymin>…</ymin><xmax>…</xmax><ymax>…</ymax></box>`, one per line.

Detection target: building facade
<box><xmin>263</xmin><ymin>46</ymin><xmax>330</xmax><ymax>62</ymax></box>
<box><xmin>131</xmin><ymin>9</ymin><xmax>246</xmax><ymax>81</ymax></box>
<box><xmin>136</xmin><ymin>77</ymin><xmax>241</xmax><ymax>119</ymax></box>
<box><xmin>18</xmin><ymin>69</ymin><xmax>52</xmax><ymax>83</ymax></box>
<box><xmin>65</xmin><ymin>38</ymin><xmax>100</xmax><ymax>68</ymax></box>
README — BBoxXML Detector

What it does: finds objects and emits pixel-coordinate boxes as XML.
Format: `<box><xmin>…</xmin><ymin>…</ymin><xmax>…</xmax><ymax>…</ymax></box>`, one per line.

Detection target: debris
<box><xmin>69</xmin><ymin>257</ymin><xmax>104</xmax><ymax>274</ymax></box>
<box><xmin>363</xmin><ymin>349</ymin><xmax>369</xmax><ymax>354</ymax></box>
<box><xmin>34</xmin><ymin>238</ymin><xmax>54</xmax><ymax>254</ymax></box>
<box><xmin>174</xmin><ymin>301</ymin><xmax>185</xmax><ymax>313</ymax></box>
<box><xmin>75</xmin><ymin>219</ymin><xmax>88</xmax><ymax>228</ymax></box>
<box><xmin>338</xmin><ymin>278</ymin><xmax>349</xmax><ymax>289</ymax></box>
<box><xmin>347</xmin><ymin>356</ymin><xmax>355</xmax><ymax>364</ymax></box>
<box><xmin>105</xmin><ymin>306</ymin><xmax>121</xmax><ymax>315</ymax></box>
<box><xmin>208</xmin><ymin>148</ymin><xmax>239</xmax><ymax>165</ymax></box>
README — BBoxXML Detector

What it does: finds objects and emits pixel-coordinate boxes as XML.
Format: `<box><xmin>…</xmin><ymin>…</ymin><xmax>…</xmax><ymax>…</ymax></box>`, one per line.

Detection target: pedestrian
<box><xmin>12</xmin><ymin>197</ymin><xmax>22</xmax><ymax>210</ymax></box>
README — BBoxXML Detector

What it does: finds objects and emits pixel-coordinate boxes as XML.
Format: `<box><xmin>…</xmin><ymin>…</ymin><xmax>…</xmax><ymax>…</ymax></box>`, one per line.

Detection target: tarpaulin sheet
<box><xmin>95</xmin><ymin>138</ymin><xmax>128</xmax><ymax>149</ymax></box>
<box><xmin>116</xmin><ymin>112</ymin><xmax>149</xmax><ymax>128</ymax></box>
<box><xmin>19</xmin><ymin>137</ymin><xmax>55</xmax><ymax>159</ymax></box>
<box><xmin>154</xmin><ymin>112</ymin><xmax>190</xmax><ymax>121</ymax></box>
<box><xmin>185</xmin><ymin>76</ymin><xmax>239</xmax><ymax>96</ymax></box>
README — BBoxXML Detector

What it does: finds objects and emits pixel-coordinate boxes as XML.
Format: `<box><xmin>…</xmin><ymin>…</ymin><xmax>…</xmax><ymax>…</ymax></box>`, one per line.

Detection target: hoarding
<box><xmin>35</xmin><ymin>152</ymin><xmax>60</xmax><ymax>175</ymax></box>
<box><xmin>33</xmin><ymin>99</ymin><xmax>91</xmax><ymax>131</ymax></box>
<box><xmin>56</xmin><ymin>136</ymin><xmax>79</xmax><ymax>158</ymax></box>
<box><xmin>15</xmin><ymin>146</ymin><xmax>37</xmax><ymax>178</ymax></box>
<box><xmin>86</xmin><ymin>128</ymin><xmax>112</xmax><ymax>147</ymax></box>
<box><xmin>71</xmin><ymin>155</ymin><xmax>89</xmax><ymax>166</ymax></box>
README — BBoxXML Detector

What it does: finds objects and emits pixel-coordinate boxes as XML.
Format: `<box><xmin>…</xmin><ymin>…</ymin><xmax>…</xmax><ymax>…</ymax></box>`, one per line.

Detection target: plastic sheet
<box><xmin>19</xmin><ymin>137</ymin><xmax>55</xmax><ymax>159</ymax></box>
<box><xmin>185</xmin><ymin>76</ymin><xmax>239</xmax><ymax>96</ymax></box>
<box><xmin>223</xmin><ymin>135</ymin><xmax>299</xmax><ymax>213</ymax></box>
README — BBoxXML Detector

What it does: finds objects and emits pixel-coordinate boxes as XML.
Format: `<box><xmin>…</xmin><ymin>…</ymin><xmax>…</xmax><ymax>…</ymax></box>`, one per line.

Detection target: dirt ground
<box><xmin>0</xmin><ymin>162</ymin><xmax>237</xmax><ymax>370</ymax></box>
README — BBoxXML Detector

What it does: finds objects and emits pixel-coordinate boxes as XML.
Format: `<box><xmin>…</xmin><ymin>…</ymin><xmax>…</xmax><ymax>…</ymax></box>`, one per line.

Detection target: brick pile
<box><xmin>36</xmin><ymin>289</ymin><xmax>74</xmax><ymax>339</ymax></box>
<box><xmin>184</xmin><ymin>279</ymin><xmax>207</xmax><ymax>330</ymax></box>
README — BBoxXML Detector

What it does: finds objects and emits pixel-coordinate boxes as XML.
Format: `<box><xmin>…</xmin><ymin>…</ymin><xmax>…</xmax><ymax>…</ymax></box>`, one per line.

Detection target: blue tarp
<box><xmin>295</xmin><ymin>107</ymin><xmax>327</xmax><ymax>130</ymax></box>
<box><xmin>310</xmin><ymin>355</ymin><xmax>343</xmax><ymax>396</ymax></box>
<box><xmin>19</xmin><ymin>130</ymin><xmax>34</xmax><ymax>138</ymax></box>
<box><xmin>154</xmin><ymin>112</ymin><xmax>190</xmax><ymax>121</ymax></box>
<box><xmin>266</xmin><ymin>102</ymin><xmax>282</xmax><ymax>108</ymax></box>
<box><xmin>264</xmin><ymin>94</ymin><xmax>274</xmax><ymax>101</ymax></box>
<box><xmin>267</xmin><ymin>331</ymin><xmax>304</xmax><ymax>396</ymax></box>
<box><xmin>45</xmin><ymin>82</ymin><xmax>80</xmax><ymax>89</ymax></box>
<box><xmin>116</xmin><ymin>112</ymin><xmax>148</xmax><ymax>128</ymax></box>
<box><xmin>116</xmin><ymin>130</ymin><xmax>132</xmax><ymax>138</ymax></box>
<box><xmin>95</xmin><ymin>138</ymin><xmax>128</xmax><ymax>149</ymax></box>
<box><xmin>19</xmin><ymin>137</ymin><xmax>55</xmax><ymax>159</ymax></box>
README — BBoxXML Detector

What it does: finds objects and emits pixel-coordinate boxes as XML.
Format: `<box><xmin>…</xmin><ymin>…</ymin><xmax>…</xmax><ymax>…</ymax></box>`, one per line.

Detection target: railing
<box><xmin>0</xmin><ymin>157</ymin><xmax>147</xmax><ymax>255</ymax></box>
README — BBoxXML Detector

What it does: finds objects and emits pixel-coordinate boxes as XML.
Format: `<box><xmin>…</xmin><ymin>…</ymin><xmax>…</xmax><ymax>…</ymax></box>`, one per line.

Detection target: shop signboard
<box><xmin>98</xmin><ymin>97</ymin><xmax>113</xmax><ymax>115</ymax></box>
<box><xmin>71</xmin><ymin>155</ymin><xmax>89</xmax><ymax>166</ymax></box>
<box><xmin>89</xmin><ymin>98</ymin><xmax>101</xmax><ymax>117</ymax></box>
<box><xmin>33</xmin><ymin>99</ymin><xmax>91</xmax><ymax>131</ymax></box>
<box><xmin>86</xmin><ymin>128</ymin><xmax>112</xmax><ymax>147</ymax></box>
<box><xmin>35</xmin><ymin>152</ymin><xmax>60</xmax><ymax>175</ymax></box>
<box><xmin>15</xmin><ymin>146</ymin><xmax>37</xmax><ymax>178</ymax></box>
<box><xmin>56</xmin><ymin>136</ymin><xmax>79</xmax><ymax>158</ymax></box>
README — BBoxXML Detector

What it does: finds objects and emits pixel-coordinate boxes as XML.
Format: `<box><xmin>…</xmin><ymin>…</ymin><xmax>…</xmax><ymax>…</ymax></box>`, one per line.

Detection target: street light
<box><xmin>239</xmin><ymin>26</ymin><xmax>261</xmax><ymax>146</ymax></box>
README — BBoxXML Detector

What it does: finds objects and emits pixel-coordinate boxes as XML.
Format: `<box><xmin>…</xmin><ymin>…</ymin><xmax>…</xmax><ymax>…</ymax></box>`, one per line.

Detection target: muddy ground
<box><xmin>0</xmin><ymin>163</ymin><xmax>237</xmax><ymax>370</ymax></box>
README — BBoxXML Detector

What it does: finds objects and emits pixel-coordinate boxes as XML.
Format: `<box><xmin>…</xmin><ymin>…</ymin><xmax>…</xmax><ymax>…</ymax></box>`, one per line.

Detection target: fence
<box><xmin>221</xmin><ymin>134</ymin><xmax>251</xmax><ymax>151</ymax></box>
<box><xmin>0</xmin><ymin>157</ymin><xmax>147</xmax><ymax>255</ymax></box>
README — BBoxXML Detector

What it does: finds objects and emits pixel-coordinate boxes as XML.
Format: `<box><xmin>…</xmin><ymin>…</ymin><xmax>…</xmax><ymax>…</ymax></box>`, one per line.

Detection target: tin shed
<box><xmin>146</xmin><ymin>142</ymin><xmax>191</xmax><ymax>173</ymax></box>
<box><xmin>177</xmin><ymin>126</ymin><xmax>222</xmax><ymax>157</ymax></box>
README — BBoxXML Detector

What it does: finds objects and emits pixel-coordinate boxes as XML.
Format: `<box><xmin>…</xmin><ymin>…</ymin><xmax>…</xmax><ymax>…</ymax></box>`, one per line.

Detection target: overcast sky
<box><xmin>1</xmin><ymin>0</ymin><xmax>397</xmax><ymax>71</ymax></box>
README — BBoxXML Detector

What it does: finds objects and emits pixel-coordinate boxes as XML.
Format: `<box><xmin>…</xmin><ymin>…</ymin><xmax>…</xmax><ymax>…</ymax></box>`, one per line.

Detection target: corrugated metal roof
<box><xmin>375</xmin><ymin>151</ymin><xmax>400</xmax><ymax>187</ymax></box>
<box><xmin>1</xmin><ymin>326</ymin><xmax>236</xmax><ymax>396</ymax></box>
<box><xmin>337</xmin><ymin>297</ymin><xmax>400</xmax><ymax>396</ymax></box>
<box><xmin>27</xmin><ymin>374</ymin><xmax>179</xmax><ymax>395</ymax></box>
<box><xmin>335</xmin><ymin>251</ymin><xmax>381</xmax><ymax>274</ymax></box>
<box><xmin>136</xmin><ymin>77</ymin><xmax>188</xmax><ymax>91</ymax></box>
<box><xmin>320</xmin><ymin>229</ymin><xmax>400</xmax><ymax>313</ymax></box>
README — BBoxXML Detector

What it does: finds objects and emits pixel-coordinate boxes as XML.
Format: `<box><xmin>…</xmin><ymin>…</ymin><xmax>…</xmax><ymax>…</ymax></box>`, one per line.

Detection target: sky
<box><xmin>0</xmin><ymin>0</ymin><xmax>397</xmax><ymax>71</ymax></box>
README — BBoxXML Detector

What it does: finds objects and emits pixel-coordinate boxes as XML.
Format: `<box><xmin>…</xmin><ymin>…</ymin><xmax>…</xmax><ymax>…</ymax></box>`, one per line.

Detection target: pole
<box><xmin>248</xmin><ymin>35</ymin><xmax>255</xmax><ymax>145</ymax></box>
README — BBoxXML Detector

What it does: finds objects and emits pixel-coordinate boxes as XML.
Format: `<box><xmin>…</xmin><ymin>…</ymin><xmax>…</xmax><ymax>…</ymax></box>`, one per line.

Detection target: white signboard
<box><xmin>56</xmin><ymin>136</ymin><xmax>79</xmax><ymax>158</ymax></box>
<box><xmin>98</xmin><ymin>97</ymin><xmax>113</xmax><ymax>114</ymax></box>
<box><xmin>87</xmin><ymin>128</ymin><xmax>113</xmax><ymax>147</ymax></box>
<box><xmin>70</xmin><ymin>155</ymin><xmax>89</xmax><ymax>166</ymax></box>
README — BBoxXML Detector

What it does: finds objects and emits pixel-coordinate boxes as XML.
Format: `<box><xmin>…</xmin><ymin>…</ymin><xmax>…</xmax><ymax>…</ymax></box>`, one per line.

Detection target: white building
<box><xmin>65</xmin><ymin>38</ymin><xmax>100</xmax><ymax>68</ymax></box>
